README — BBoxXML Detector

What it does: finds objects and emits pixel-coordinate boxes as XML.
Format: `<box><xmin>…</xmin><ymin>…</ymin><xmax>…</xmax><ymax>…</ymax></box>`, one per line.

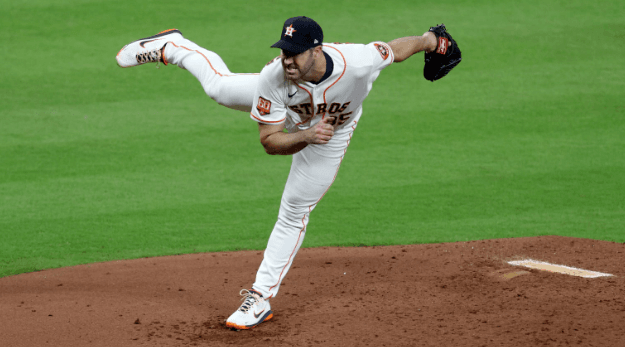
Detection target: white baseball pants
<box><xmin>163</xmin><ymin>38</ymin><xmax>258</xmax><ymax>112</ymax></box>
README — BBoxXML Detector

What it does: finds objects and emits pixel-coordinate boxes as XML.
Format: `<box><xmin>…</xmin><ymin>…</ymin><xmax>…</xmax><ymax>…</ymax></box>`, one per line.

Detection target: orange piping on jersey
<box><xmin>320</xmin><ymin>45</ymin><xmax>347</xmax><ymax>119</ymax></box>
<box><xmin>294</xmin><ymin>83</ymin><xmax>314</xmax><ymax>126</ymax></box>
<box><xmin>250</xmin><ymin>112</ymin><xmax>286</xmax><ymax>124</ymax></box>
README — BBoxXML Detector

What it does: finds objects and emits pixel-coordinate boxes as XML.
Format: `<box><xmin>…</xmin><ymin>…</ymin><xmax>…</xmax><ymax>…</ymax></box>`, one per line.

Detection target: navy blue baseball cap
<box><xmin>271</xmin><ymin>16</ymin><xmax>323</xmax><ymax>55</ymax></box>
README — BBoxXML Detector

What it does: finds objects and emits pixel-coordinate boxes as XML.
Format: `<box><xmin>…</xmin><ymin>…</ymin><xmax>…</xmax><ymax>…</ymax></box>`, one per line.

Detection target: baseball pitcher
<box><xmin>116</xmin><ymin>16</ymin><xmax>461</xmax><ymax>330</ymax></box>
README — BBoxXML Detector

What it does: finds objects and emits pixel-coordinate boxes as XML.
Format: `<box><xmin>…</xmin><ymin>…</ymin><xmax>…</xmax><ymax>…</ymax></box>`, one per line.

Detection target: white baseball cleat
<box><xmin>116</xmin><ymin>29</ymin><xmax>183</xmax><ymax>68</ymax></box>
<box><xmin>225</xmin><ymin>289</ymin><xmax>273</xmax><ymax>330</ymax></box>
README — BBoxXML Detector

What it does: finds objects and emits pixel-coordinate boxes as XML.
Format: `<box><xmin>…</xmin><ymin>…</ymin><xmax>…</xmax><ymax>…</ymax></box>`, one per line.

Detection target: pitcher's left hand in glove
<box><xmin>423</xmin><ymin>24</ymin><xmax>462</xmax><ymax>81</ymax></box>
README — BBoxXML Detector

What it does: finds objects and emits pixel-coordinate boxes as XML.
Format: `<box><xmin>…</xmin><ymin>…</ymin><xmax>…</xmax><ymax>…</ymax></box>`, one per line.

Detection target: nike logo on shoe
<box><xmin>253</xmin><ymin>309</ymin><xmax>265</xmax><ymax>319</ymax></box>
<box><xmin>138</xmin><ymin>29</ymin><xmax>181</xmax><ymax>48</ymax></box>
<box><xmin>140</xmin><ymin>39</ymin><xmax>157</xmax><ymax>48</ymax></box>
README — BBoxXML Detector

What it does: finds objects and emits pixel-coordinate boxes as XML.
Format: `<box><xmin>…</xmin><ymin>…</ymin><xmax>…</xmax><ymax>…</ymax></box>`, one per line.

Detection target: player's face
<box><xmin>281</xmin><ymin>49</ymin><xmax>315</xmax><ymax>81</ymax></box>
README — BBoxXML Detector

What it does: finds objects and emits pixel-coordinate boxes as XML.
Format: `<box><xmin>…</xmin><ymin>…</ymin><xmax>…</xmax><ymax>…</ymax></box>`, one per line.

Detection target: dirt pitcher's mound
<box><xmin>1</xmin><ymin>236</ymin><xmax>624</xmax><ymax>346</ymax></box>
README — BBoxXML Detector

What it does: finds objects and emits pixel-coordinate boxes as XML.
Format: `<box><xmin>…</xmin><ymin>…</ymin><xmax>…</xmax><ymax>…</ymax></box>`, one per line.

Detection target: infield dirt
<box><xmin>1</xmin><ymin>236</ymin><xmax>624</xmax><ymax>346</ymax></box>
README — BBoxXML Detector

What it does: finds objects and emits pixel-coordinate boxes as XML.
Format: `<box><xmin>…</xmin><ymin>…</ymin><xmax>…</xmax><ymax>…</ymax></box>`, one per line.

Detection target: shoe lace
<box><xmin>237</xmin><ymin>289</ymin><xmax>261</xmax><ymax>313</ymax></box>
<box><xmin>135</xmin><ymin>49</ymin><xmax>162</xmax><ymax>67</ymax></box>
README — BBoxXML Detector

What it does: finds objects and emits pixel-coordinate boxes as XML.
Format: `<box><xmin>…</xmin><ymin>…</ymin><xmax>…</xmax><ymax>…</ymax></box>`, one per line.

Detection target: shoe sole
<box><xmin>225</xmin><ymin>312</ymin><xmax>274</xmax><ymax>330</ymax></box>
<box><xmin>116</xmin><ymin>29</ymin><xmax>182</xmax><ymax>67</ymax></box>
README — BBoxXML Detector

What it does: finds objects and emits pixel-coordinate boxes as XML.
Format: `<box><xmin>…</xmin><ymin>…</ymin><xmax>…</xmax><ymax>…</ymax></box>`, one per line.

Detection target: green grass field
<box><xmin>1</xmin><ymin>0</ymin><xmax>623</xmax><ymax>277</ymax></box>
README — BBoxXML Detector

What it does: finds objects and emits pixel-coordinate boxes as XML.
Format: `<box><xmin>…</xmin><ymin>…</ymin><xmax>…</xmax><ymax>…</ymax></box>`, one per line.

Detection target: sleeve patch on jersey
<box><xmin>257</xmin><ymin>97</ymin><xmax>272</xmax><ymax>116</ymax></box>
<box><xmin>374</xmin><ymin>43</ymin><xmax>390</xmax><ymax>60</ymax></box>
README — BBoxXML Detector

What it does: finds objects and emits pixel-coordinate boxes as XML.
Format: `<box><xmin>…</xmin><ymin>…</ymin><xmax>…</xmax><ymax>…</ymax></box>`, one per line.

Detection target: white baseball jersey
<box><xmin>250</xmin><ymin>42</ymin><xmax>395</xmax><ymax>142</ymax></box>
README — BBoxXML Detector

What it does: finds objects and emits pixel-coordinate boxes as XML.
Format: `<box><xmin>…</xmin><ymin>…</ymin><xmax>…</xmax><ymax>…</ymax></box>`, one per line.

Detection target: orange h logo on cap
<box><xmin>285</xmin><ymin>24</ymin><xmax>297</xmax><ymax>37</ymax></box>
